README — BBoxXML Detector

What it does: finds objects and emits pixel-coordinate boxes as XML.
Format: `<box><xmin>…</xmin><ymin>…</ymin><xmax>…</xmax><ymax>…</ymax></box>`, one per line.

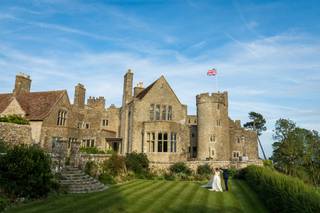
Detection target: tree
<box><xmin>243</xmin><ymin>112</ymin><xmax>267</xmax><ymax>136</ymax></box>
<box><xmin>272</xmin><ymin>119</ymin><xmax>320</xmax><ymax>185</ymax></box>
<box><xmin>244</xmin><ymin>112</ymin><xmax>267</xmax><ymax>159</ymax></box>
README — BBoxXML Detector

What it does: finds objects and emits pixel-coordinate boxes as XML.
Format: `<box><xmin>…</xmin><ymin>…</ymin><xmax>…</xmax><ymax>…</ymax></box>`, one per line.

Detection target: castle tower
<box><xmin>196</xmin><ymin>92</ymin><xmax>230</xmax><ymax>160</ymax></box>
<box><xmin>13</xmin><ymin>73</ymin><xmax>31</xmax><ymax>96</ymax></box>
<box><xmin>74</xmin><ymin>83</ymin><xmax>86</xmax><ymax>109</ymax></box>
<box><xmin>122</xmin><ymin>69</ymin><xmax>133</xmax><ymax>106</ymax></box>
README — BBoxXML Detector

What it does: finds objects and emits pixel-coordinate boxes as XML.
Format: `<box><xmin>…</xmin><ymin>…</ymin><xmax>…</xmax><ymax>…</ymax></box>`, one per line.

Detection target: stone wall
<box><xmin>0</xmin><ymin>122</ymin><xmax>32</xmax><ymax>146</ymax></box>
<box><xmin>76</xmin><ymin>153</ymin><xmax>111</xmax><ymax>169</ymax></box>
<box><xmin>149</xmin><ymin>159</ymin><xmax>263</xmax><ymax>173</ymax></box>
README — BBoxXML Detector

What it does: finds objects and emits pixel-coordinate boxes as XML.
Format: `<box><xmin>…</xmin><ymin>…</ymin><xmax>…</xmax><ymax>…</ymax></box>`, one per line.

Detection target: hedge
<box><xmin>243</xmin><ymin>165</ymin><xmax>320</xmax><ymax>213</ymax></box>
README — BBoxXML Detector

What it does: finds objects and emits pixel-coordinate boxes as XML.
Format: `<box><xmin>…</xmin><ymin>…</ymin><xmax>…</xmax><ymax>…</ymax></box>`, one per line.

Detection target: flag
<box><xmin>207</xmin><ymin>68</ymin><xmax>217</xmax><ymax>76</ymax></box>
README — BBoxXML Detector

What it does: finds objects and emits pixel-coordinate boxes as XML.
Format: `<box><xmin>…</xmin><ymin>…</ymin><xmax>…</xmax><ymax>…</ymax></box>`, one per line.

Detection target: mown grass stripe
<box><xmin>133</xmin><ymin>181</ymin><xmax>189</xmax><ymax>213</ymax></box>
<box><xmin>183</xmin><ymin>184</ymin><xmax>208</xmax><ymax>213</ymax></box>
<box><xmin>52</xmin><ymin>180</ymin><xmax>156</xmax><ymax>213</ymax></box>
<box><xmin>78</xmin><ymin>180</ymin><xmax>166</xmax><ymax>213</ymax></box>
<box><xmin>8</xmin><ymin>180</ymin><xmax>144</xmax><ymax>213</ymax></box>
<box><xmin>166</xmin><ymin>181</ymin><xmax>199</xmax><ymax>212</ymax></box>
<box><xmin>233</xmin><ymin>180</ymin><xmax>268</xmax><ymax>213</ymax></box>
<box><xmin>19</xmin><ymin>180</ymin><xmax>149</xmax><ymax>213</ymax></box>
<box><xmin>130</xmin><ymin>181</ymin><xmax>181</xmax><ymax>213</ymax></box>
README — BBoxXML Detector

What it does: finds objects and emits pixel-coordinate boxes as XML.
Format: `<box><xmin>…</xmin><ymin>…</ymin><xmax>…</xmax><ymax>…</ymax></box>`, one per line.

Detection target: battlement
<box><xmin>87</xmin><ymin>96</ymin><xmax>105</xmax><ymax>110</ymax></box>
<box><xmin>196</xmin><ymin>91</ymin><xmax>228</xmax><ymax>106</ymax></box>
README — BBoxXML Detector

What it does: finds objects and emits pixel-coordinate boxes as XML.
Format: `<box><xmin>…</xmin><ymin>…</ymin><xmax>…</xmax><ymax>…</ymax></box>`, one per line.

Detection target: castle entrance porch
<box><xmin>105</xmin><ymin>138</ymin><xmax>122</xmax><ymax>154</ymax></box>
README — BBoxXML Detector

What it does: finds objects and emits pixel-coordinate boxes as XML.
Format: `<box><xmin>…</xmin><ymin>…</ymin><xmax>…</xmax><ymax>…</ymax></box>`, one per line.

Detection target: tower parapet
<box><xmin>87</xmin><ymin>96</ymin><xmax>105</xmax><ymax>110</ymax></box>
<box><xmin>196</xmin><ymin>91</ymin><xmax>228</xmax><ymax>106</ymax></box>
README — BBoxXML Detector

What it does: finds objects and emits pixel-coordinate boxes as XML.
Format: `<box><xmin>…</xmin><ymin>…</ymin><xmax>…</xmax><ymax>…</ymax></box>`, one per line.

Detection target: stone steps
<box><xmin>59</xmin><ymin>166</ymin><xmax>108</xmax><ymax>193</ymax></box>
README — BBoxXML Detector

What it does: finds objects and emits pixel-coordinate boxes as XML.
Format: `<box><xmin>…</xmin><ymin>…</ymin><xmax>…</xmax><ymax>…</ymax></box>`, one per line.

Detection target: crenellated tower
<box><xmin>196</xmin><ymin>92</ymin><xmax>230</xmax><ymax>160</ymax></box>
<box><xmin>87</xmin><ymin>96</ymin><xmax>105</xmax><ymax>110</ymax></box>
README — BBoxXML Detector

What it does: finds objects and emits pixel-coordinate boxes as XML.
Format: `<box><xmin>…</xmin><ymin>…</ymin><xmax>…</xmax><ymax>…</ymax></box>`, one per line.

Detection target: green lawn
<box><xmin>6</xmin><ymin>179</ymin><xmax>268</xmax><ymax>213</ymax></box>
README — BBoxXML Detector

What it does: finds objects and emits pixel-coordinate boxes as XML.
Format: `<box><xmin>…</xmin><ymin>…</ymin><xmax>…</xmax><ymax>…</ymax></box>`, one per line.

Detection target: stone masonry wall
<box><xmin>0</xmin><ymin>122</ymin><xmax>32</xmax><ymax>146</ymax></box>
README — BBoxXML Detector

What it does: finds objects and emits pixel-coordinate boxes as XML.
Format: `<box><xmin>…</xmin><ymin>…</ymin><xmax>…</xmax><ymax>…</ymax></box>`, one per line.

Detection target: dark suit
<box><xmin>221</xmin><ymin>169</ymin><xmax>229</xmax><ymax>191</ymax></box>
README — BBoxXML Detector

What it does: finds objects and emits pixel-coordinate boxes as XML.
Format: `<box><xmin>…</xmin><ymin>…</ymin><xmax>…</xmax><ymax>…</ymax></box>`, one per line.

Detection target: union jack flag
<box><xmin>207</xmin><ymin>68</ymin><xmax>217</xmax><ymax>76</ymax></box>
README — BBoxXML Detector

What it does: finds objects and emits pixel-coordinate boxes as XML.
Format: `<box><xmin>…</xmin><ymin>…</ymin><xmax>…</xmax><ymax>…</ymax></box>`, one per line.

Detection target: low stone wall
<box><xmin>149</xmin><ymin>159</ymin><xmax>263</xmax><ymax>173</ymax></box>
<box><xmin>0</xmin><ymin>122</ymin><xmax>32</xmax><ymax>146</ymax></box>
<box><xmin>77</xmin><ymin>153</ymin><xmax>111</xmax><ymax>169</ymax></box>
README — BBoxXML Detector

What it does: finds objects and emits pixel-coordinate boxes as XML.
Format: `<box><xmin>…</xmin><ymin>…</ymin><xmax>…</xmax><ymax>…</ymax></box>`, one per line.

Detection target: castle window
<box><xmin>147</xmin><ymin>132</ymin><xmax>155</xmax><ymax>152</ymax></box>
<box><xmin>217</xmin><ymin>103</ymin><xmax>220</xmax><ymax>110</ymax></box>
<box><xmin>233</xmin><ymin>151</ymin><xmax>240</xmax><ymax>158</ymax></box>
<box><xmin>216</xmin><ymin>119</ymin><xmax>221</xmax><ymax>126</ymax></box>
<box><xmin>85</xmin><ymin>123</ymin><xmax>90</xmax><ymax>129</ymax></box>
<box><xmin>82</xmin><ymin>139</ymin><xmax>95</xmax><ymax>147</ymax></box>
<box><xmin>155</xmin><ymin>104</ymin><xmax>161</xmax><ymax>120</ymax></box>
<box><xmin>163</xmin><ymin>133</ymin><xmax>168</xmax><ymax>152</ymax></box>
<box><xmin>170</xmin><ymin>133</ymin><xmax>177</xmax><ymax>152</ymax></box>
<box><xmin>149</xmin><ymin>104</ymin><xmax>154</xmax><ymax>120</ymax></box>
<box><xmin>158</xmin><ymin>133</ymin><xmax>163</xmax><ymax>152</ymax></box>
<box><xmin>168</xmin><ymin>106</ymin><xmax>172</xmax><ymax>120</ymax></box>
<box><xmin>162</xmin><ymin>105</ymin><xmax>167</xmax><ymax>120</ymax></box>
<box><xmin>102</xmin><ymin>119</ymin><xmax>108</xmax><ymax>126</ymax></box>
<box><xmin>57</xmin><ymin>110</ymin><xmax>67</xmax><ymax>126</ymax></box>
<box><xmin>237</xmin><ymin>137</ymin><xmax>240</xmax><ymax>143</ymax></box>
<box><xmin>210</xmin><ymin>135</ymin><xmax>215</xmax><ymax>142</ymax></box>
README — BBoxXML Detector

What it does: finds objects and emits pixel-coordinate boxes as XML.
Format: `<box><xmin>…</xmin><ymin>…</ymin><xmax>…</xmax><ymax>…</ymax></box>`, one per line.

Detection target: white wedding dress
<box><xmin>209</xmin><ymin>171</ymin><xmax>223</xmax><ymax>192</ymax></box>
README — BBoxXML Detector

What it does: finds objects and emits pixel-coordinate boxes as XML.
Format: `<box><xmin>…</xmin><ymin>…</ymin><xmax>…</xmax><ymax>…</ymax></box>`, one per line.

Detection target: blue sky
<box><xmin>0</xmin><ymin>0</ymin><xmax>319</xmax><ymax>158</ymax></box>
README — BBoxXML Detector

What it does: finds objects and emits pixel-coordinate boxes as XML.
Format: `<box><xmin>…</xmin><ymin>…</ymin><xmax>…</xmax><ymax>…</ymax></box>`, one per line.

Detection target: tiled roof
<box><xmin>0</xmin><ymin>91</ymin><xmax>65</xmax><ymax>120</ymax></box>
<box><xmin>135</xmin><ymin>79</ymin><xmax>158</xmax><ymax>99</ymax></box>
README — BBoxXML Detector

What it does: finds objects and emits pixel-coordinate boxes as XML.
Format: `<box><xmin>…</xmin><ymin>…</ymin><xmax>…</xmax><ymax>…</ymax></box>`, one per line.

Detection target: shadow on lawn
<box><xmin>169</xmin><ymin>204</ymin><xmax>242</xmax><ymax>213</ymax></box>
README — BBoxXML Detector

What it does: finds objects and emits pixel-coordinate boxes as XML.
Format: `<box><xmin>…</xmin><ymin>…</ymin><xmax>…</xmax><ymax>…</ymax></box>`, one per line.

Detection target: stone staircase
<box><xmin>59</xmin><ymin>166</ymin><xmax>108</xmax><ymax>193</ymax></box>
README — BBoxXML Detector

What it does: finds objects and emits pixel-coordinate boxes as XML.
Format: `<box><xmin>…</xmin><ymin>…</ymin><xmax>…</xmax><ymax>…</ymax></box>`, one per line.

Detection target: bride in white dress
<box><xmin>209</xmin><ymin>168</ymin><xmax>223</xmax><ymax>192</ymax></box>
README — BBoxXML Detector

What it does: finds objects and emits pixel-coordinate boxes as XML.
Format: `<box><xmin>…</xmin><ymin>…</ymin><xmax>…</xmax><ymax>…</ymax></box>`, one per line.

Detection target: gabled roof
<box><xmin>0</xmin><ymin>90</ymin><xmax>66</xmax><ymax>120</ymax></box>
<box><xmin>135</xmin><ymin>76</ymin><xmax>181</xmax><ymax>104</ymax></box>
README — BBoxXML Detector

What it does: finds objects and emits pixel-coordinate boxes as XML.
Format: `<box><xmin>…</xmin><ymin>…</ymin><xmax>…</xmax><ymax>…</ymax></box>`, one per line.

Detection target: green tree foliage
<box><xmin>197</xmin><ymin>164</ymin><xmax>212</xmax><ymax>176</ymax></box>
<box><xmin>243</xmin><ymin>112</ymin><xmax>267</xmax><ymax>136</ymax></box>
<box><xmin>272</xmin><ymin>118</ymin><xmax>320</xmax><ymax>185</ymax></box>
<box><xmin>125</xmin><ymin>152</ymin><xmax>149</xmax><ymax>175</ymax></box>
<box><xmin>242</xmin><ymin>165</ymin><xmax>320</xmax><ymax>213</ymax></box>
<box><xmin>0</xmin><ymin>115</ymin><xmax>29</xmax><ymax>125</ymax></box>
<box><xmin>169</xmin><ymin>162</ymin><xmax>192</xmax><ymax>175</ymax></box>
<box><xmin>102</xmin><ymin>153</ymin><xmax>126</xmax><ymax>177</ymax></box>
<box><xmin>0</xmin><ymin>145</ymin><xmax>55</xmax><ymax>199</ymax></box>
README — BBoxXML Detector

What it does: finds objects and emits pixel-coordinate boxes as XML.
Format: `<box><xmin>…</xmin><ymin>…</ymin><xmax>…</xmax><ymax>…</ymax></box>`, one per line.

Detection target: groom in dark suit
<box><xmin>221</xmin><ymin>167</ymin><xmax>229</xmax><ymax>191</ymax></box>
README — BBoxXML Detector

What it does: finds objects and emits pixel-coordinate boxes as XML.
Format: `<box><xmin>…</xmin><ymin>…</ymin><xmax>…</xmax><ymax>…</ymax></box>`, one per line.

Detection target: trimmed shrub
<box><xmin>79</xmin><ymin>147</ymin><xmax>106</xmax><ymax>154</ymax></box>
<box><xmin>125</xmin><ymin>152</ymin><xmax>149</xmax><ymax>175</ymax></box>
<box><xmin>0</xmin><ymin>145</ymin><xmax>55</xmax><ymax>199</ymax></box>
<box><xmin>84</xmin><ymin>161</ymin><xmax>99</xmax><ymax>177</ymax></box>
<box><xmin>99</xmin><ymin>173</ymin><xmax>116</xmax><ymax>185</ymax></box>
<box><xmin>102</xmin><ymin>153</ymin><xmax>126</xmax><ymax>177</ymax></box>
<box><xmin>0</xmin><ymin>115</ymin><xmax>29</xmax><ymax>125</ymax></box>
<box><xmin>169</xmin><ymin>162</ymin><xmax>192</xmax><ymax>176</ymax></box>
<box><xmin>242</xmin><ymin>165</ymin><xmax>320</xmax><ymax>213</ymax></box>
<box><xmin>197</xmin><ymin>164</ymin><xmax>212</xmax><ymax>176</ymax></box>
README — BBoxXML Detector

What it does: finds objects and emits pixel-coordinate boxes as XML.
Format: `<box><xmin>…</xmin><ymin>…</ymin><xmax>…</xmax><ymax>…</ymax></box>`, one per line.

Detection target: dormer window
<box><xmin>57</xmin><ymin>110</ymin><xmax>67</xmax><ymax>126</ymax></box>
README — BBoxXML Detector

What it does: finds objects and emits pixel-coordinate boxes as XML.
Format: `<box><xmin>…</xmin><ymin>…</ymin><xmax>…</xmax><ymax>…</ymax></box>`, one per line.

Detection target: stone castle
<box><xmin>0</xmin><ymin>70</ymin><xmax>259</xmax><ymax>164</ymax></box>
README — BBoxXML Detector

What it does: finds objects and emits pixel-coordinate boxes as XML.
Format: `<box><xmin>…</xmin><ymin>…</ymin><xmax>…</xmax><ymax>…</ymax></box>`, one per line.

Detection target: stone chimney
<box><xmin>74</xmin><ymin>83</ymin><xmax>86</xmax><ymax>109</ymax></box>
<box><xmin>122</xmin><ymin>69</ymin><xmax>133</xmax><ymax>106</ymax></box>
<box><xmin>13</xmin><ymin>73</ymin><xmax>31</xmax><ymax>96</ymax></box>
<box><xmin>134</xmin><ymin>82</ymin><xmax>144</xmax><ymax>97</ymax></box>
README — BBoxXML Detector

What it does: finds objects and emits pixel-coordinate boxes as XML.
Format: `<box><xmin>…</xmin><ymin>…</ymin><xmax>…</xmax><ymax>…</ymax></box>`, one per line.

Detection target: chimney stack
<box><xmin>13</xmin><ymin>73</ymin><xmax>31</xmax><ymax>96</ymax></box>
